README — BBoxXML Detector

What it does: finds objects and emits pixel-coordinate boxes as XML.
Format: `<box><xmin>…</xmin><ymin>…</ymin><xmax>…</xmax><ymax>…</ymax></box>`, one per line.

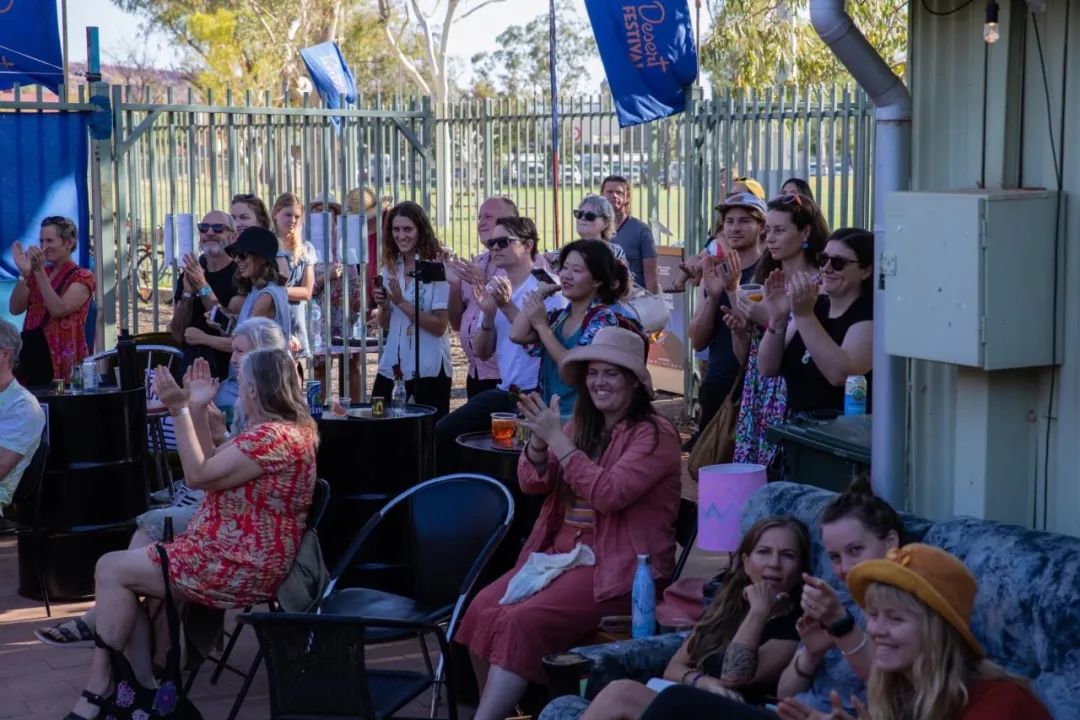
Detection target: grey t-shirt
<box><xmin>612</xmin><ymin>216</ymin><xmax>656</xmax><ymax>287</ymax></box>
<box><xmin>238</xmin><ymin>283</ymin><xmax>291</xmax><ymax>342</ymax></box>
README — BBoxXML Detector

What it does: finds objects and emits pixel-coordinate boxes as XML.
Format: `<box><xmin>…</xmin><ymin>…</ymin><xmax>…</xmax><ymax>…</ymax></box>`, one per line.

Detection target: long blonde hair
<box><xmin>271</xmin><ymin>192</ymin><xmax>306</xmax><ymax>263</ymax></box>
<box><xmin>865</xmin><ymin>583</ymin><xmax>1029</xmax><ymax>720</ymax></box>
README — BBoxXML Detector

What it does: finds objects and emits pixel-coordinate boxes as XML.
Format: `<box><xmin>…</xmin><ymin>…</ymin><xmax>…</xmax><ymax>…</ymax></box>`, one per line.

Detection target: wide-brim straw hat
<box><xmin>848</xmin><ymin>543</ymin><xmax>985</xmax><ymax>659</ymax></box>
<box><xmin>558</xmin><ymin>326</ymin><xmax>655</xmax><ymax>399</ymax></box>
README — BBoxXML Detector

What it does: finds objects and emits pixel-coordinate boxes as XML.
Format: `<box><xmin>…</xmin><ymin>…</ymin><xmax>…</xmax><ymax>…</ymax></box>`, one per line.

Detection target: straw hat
<box><xmin>558</xmin><ymin>326</ymin><xmax>654</xmax><ymax>398</ymax></box>
<box><xmin>848</xmin><ymin>543</ymin><xmax>984</xmax><ymax>659</ymax></box>
<box><xmin>715</xmin><ymin>191</ymin><xmax>767</xmax><ymax>217</ymax></box>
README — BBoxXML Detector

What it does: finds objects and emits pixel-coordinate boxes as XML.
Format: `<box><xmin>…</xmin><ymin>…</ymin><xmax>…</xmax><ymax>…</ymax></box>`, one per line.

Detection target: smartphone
<box><xmin>417</xmin><ymin>259</ymin><xmax>447</xmax><ymax>283</ymax></box>
<box><xmin>531</xmin><ymin>268</ymin><xmax>557</xmax><ymax>284</ymax></box>
<box><xmin>374</xmin><ymin>274</ymin><xmax>384</xmax><ymax>290</ymax></box>
<box><xmin>209</xmin><ymin>305</ymin><xmax>236</xmax><ymax>336</ymax></box>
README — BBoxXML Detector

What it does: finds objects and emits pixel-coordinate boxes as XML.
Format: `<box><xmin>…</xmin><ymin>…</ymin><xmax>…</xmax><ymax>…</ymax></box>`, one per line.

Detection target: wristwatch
<box><xmin>826</xmin><ymin>611</ymin><xmax>856</xmax><ymax>638</ymax></box>
<box><xmin>197</xmin><ymin>285</ymin><xmax>212</xmax><ymax>298</ymax></box>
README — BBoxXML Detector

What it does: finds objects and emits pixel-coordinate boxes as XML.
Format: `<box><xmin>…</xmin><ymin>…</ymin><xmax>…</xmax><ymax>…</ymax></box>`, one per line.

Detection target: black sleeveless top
<box><xmin>781</xmin><ymin>293</ymin><xmax>873</xmax><ymax>415</ymax></box>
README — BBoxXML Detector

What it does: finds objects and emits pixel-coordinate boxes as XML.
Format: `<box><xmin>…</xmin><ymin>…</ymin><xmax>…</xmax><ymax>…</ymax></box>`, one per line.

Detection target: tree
<box><xmin>467</xmin><ymin>0</ymin><xmax>599</xmax><ymax>99</ymax></box>
<box><xmin>110</xmin><ymin>0</ymin><xmax>430</xmax><ymax>100</ymax></box>
<box><xmin>700</xmin><ymin>0</ymin><xmax>907</xmax><ymax>89</ymax></box>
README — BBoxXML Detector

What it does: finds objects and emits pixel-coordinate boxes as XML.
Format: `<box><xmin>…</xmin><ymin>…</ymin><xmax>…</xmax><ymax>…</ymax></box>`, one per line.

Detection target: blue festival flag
<box><xmin>0</xmin><ymin>0</ymin><xmax>65</xmax><ymax>92</ymax></box>
<box><xmin>584</xmin><ymin>0</ymin><xmax>698</xmax><ymax>127</ymax></box>
<box><xmin>299</xmin><ymin>42</ymin><xmax>357</xmax><ymax>128</ymax></box>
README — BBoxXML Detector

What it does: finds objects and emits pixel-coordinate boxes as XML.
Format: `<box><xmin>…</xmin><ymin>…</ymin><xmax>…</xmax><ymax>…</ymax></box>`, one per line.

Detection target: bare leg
<box><xmin>470</xmin><ymin>651</ymin><xmax>491</xmax><ymax>693</ymax></box>
<box><xmin>579</xmin><ymin>679</ymin><xmax>660</xmax><ymax>720</ymax></box>
<box><xmin>69</xmin><ymin>548</ymin><xmax>167</xmax><ymax>719</ymax></box>
<box><xmin>472</xmin><ymin>665</ymin><xmax>529</xmax><ymax>720</ymax></box>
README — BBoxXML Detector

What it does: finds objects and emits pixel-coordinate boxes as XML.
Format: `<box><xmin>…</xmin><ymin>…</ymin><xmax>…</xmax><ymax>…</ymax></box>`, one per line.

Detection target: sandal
<box><xmin>61</xmin><ymin>690</ymin><xmax>108</xmax><ymax>719</ymax></box>
<box><xmin>35</xmin><ymin>617</ymin><xmax>96</xmax><ymax>649</ymax></box>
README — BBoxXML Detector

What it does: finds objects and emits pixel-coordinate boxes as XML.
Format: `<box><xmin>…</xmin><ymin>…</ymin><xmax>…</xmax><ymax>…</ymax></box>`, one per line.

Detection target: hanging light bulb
<box><xmin>984</xmin><ymin>0</ymin><xmax>1001</xmax><ymax>43</ymax></box>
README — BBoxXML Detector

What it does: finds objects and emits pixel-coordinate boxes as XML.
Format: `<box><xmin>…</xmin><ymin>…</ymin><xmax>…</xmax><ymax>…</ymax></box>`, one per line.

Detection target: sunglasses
<box><xmin>484</xmin><ymin>236</ymin><xmax>524</xmax><ymax>250</ymax></box>
<box><xmin>198</xmin><ymin>223</ymin><xmax>231</xmax><ymax>234</ymax></box>
<box><xmin>573</xmin><ymin>209</ymin><xmax>603</xmax><ymax>222</ymax></box>
<box><xmin>816</xmin><ymin>252</ymin><xmax>858</xmax><ymax>271</ymax></box>
<box><xmin>774</xmin><ymin>193</ymin><xmax>808</xmax><ymax>208</ymax></box>
<box><xmin>233</xmin><ymin>251</ymin><xmax>250</xmax><ymax>260</ymax></box>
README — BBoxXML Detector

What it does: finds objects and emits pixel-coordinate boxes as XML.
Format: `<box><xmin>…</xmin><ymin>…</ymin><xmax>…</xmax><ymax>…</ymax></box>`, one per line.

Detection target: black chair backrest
<box><xmin>406</xmin><ymin>474</ymin><xmax>514</xmax><ymax>611</ymax></box>
<box><xmin>671</xmin><ymin>497</ymin><xmax>698</xmax><ymax>583</ymax></box>
<box><xmin>9</xmin><ymin>425</ymin><xmax>49</xmax><ymax>524</ymax></box>
<box><xmin>308</xmin><ymin>478</ymin><xmax>331</xmax><ymax>531</ymax></box>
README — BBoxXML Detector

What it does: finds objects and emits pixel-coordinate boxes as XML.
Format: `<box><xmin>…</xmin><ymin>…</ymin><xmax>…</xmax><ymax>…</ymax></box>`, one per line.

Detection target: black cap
<box><xmin>226</xmin><ymin>227</ymin><xmax>279</xmax><ymax>265</ymax></box>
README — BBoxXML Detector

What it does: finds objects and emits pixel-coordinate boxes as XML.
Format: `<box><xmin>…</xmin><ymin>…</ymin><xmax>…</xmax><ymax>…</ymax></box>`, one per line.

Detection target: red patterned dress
<box><xmin>148</xmin><ymin>421</ymin><xmax>318</xmax><ymax>608</ymax></box>
<box><xmin>23</xmin><ymin>262</ymin><xmax>94</xmax><ymax>377</ymax></box>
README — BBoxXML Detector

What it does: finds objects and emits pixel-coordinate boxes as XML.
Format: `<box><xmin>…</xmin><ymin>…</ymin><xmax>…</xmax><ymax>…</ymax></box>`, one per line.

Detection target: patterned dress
<box><xmin>23</xmin><ymin>262</ymin><xmax>94</xmax><ymax>377</ymax></box>
<box><xmin>733</xmin><ymin>330</ymin><xmax>788</xmax><ymax>470</ymax></box>
<box><xmin>149</xmin><ymin>421</ymin><xmax>318</xmax><ymax>608</ymax></box>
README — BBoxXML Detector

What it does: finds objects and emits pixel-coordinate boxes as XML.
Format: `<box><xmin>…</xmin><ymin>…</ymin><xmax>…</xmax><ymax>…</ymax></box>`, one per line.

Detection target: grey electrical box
<box><xmin>882</xmin><ymin>190</ymin><xmax>1060</xmax><ymax>369</ymax></box>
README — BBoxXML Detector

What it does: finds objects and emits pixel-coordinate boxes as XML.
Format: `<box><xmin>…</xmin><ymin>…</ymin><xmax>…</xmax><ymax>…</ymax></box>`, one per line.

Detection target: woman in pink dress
<box><xmin>8</xmin><ymin>216</ymin><xmax>94</xmax><ymax>387</ymax></box>
<box><xmin>455</xmin><ymin>326</ymin><xmax>682</xmax><ymax>720</ymax></box>
<box><xmin>64</xmin><ymin>347</ymin><xmax>318</xmax><ymax>720</ymax></box>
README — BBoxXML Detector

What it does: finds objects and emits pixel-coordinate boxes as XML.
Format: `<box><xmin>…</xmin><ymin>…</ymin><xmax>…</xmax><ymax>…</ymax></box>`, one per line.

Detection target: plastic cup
<box><xmin>738</xmin><ymin>283</ymin><xmax>764</xmax><ymax>302</ymax></box>
<box><xmin>491</xmin><ymin>412</ymin><xmax>517</xmax><ymax>444</ymax></box>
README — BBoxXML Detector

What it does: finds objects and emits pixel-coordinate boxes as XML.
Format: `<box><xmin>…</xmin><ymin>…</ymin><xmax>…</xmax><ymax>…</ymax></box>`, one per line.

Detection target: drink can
<box><xmin>844</xmin><ymin>375</ymin><xmax>868</xmax><ymax>416</ymax></box>
<box><xmin>371</xmin><ymin>396</ymin><xmax>385</xmax><ymax>418</ymax></box>
<box><xmin>82</xmin><ymin>359</ymin><xmax>99</xmax><ymax>390</ymax></box>
<box><xmin>305</xmin><ymin>380</ymin><xmax>323</xmax><ymax>418</ymax></box>
<box><xmin>52</xmin><ymin>378</ymin><xmax>65</xmax><ymax>394</ymax></box>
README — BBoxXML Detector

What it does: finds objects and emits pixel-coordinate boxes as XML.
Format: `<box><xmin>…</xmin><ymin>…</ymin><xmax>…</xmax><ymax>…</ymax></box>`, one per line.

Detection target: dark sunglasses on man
<box><xmin>572</xmin><ymin>209</ymin><xmax>603</xmax><ymax>222</ymax></box>
<box><xmin>484</xmin><ymin>236</ymin><xmax>522</xmax><ymax>250</ymax></box>
<box><xmin>816</xmin><ymin>252</ymin><xmax>858</xmax><ymax>271</ymax></box>
<box><xmin>198</xmin><ymin>223</ymin><xmax>231</xmax><ymax>234</ymax></box>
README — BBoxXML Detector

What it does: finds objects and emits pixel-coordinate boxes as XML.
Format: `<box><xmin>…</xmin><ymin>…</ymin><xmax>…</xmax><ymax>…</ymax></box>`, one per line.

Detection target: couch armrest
<box><xmin>571</xmin><ymin>632</ymin><xmax>687</xmax><ymax>699</ymax></box>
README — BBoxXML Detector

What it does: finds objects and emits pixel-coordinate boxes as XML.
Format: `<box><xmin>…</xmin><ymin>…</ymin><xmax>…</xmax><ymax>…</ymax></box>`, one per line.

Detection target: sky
<box><xmin>61</xmin><ymin>0</ymin><xmax>709</xmax><ymax>92</ymax></box>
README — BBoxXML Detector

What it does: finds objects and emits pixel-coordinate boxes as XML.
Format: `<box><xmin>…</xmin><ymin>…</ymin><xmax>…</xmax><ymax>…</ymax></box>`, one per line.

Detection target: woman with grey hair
<box><xmin>35</xmin><ymin>317</ymin><xmax>289</xmax><ymax>649</ymax></box>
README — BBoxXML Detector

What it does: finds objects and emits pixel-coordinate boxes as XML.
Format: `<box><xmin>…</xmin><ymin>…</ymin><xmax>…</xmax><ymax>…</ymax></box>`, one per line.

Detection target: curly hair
<box><xmin>381</xmin><ymin>201</ymin><xmax>441</xmax><ymax>269</ymax></box>
<box><xmin>41</xmin><ymin>216</ymin><xmax>78</xmax><ymax>252</ymax></box>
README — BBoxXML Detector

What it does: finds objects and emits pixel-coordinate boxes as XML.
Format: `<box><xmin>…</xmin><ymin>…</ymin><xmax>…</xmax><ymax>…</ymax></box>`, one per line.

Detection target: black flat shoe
<box><xmin>62</xmin><ymin>690</ymin><xmax>108</xmax><ymax>720</ymax></box>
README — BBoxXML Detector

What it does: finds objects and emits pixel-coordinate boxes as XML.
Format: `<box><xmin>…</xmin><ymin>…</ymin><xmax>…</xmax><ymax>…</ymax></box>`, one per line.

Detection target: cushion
<box><xmin>925</xmin><ymin>516</ymin><xmax>1080</xmax><ymax>719</ymax></box>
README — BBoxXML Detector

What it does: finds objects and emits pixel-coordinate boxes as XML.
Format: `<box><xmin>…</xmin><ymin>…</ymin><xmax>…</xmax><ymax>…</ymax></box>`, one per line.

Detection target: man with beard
<box><xmin>688</xmin><ymin>192</ymin><xmax>766</xmax><ymax>431</ymax></box>
<box><xmin>603</xmin><ymin>174</ymin><xmax>659</xmax><ymax>292</ymax></box>
<box><xmin>169</xmin><ymin>210</ymin><xmax>238</xmax><ymax>380</ymax></box>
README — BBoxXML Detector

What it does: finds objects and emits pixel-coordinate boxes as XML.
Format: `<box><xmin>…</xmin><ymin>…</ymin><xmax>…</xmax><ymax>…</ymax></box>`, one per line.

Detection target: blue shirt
<box><xmin>792</xmin><ymin>592</ymin><xmax>867</xmax><ymax>713</ymax></box>
<box><xmin>531</xmin><ymin>299</ymin><xmax>620</xmax><ymax>416</ymax></box>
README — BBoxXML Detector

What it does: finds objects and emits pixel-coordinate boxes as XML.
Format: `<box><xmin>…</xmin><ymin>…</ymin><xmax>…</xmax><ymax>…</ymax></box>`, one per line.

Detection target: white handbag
<box><xmin>624</xmin><ymin>284</ymin><xmax>671</xmax><ymax>335</ymax></box>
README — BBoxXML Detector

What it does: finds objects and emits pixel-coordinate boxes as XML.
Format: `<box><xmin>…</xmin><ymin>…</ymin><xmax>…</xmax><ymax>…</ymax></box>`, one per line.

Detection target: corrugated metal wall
<box><xmin>907</xmin><ymin>0</ymin><xmax>1079</xmax><ymax>535</ymax></box>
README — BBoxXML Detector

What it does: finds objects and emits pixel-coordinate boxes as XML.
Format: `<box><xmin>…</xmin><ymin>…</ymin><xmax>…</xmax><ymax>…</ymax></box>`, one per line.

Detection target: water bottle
<box><xmin>844</xmin><ymin>375</ymin><xmax>868</xmax><ymax>416</ymax></box>
<box><xmin>631</xmin><ymin>554</ymin><xmax>656</xmax><ymax>639</ymax></box>
<box><xmin>390</xmin><ymin>379</ymin><xmax>407</xmax><ymax>416</ymax></box>
<box><xmin>82</xmin><ymin>358</ymin><xmax>99</xmax><ymax>390</ymax></box>
<box><xmin>311</xmin><ymin>301</ymin><xmax>325</xmax><ymax>353</ymax></box>
<box><xmin>116</xmin><ymin>328</ymin><xmax>138</xmax><ymax>390</ymax></box>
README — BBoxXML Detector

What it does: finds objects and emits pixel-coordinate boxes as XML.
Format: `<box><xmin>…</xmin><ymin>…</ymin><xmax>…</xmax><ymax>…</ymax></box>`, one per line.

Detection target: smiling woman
<box><xmin>7</xmin><ymin>216</ymin><xmax>94</xmax><ymax>387</ymax></box>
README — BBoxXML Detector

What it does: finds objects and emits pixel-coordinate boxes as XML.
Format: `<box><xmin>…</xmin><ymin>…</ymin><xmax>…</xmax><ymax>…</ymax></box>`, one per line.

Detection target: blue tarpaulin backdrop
<box><xmin>0</xmin><ymin>113</ymin><xmax>91</xmax><ymax>282</ymax></box>
<box><xmin>0</xmin><ymin>0</ymin><xmax>64</xmax><ymax>92</ymax></box>
<box><xmin>584</xmin><ymin>0</ymin><xmax>698</xmax><ymax>127</ymax></box>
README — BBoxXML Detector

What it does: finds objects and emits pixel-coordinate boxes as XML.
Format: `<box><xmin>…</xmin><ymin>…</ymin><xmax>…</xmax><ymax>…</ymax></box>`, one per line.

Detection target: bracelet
<box><xmin>680</xmin><ymin>669</ymin><xmax>702</xmax><ymax>686</ymax></box>
<box><xmin>557</xmin><ymin>448</ymin><xmax>576</xmax><ymax>464</ymax></box>
<box><xmin>197</xmin><ymin>285</ymin><xmax>212</xmax><ymax>297</ymax></box>
<box><xmin>170</xmin><ymin>406</ymin><xmax>191</xmax><ymax>418</ymax></box>
<box><xmin>840</xmin><ymin>632</ymin><xmax>869</xmax><ymax>657</ymax></box>
<box><xmin>767</xmin><ymin>322</ymin><xmax>788</xmax><ymax>335</ymax></box>
<box><xmin>793</xmin><ymin>649</ymin><xmax>816</xmax><ymax>679</ymax></box>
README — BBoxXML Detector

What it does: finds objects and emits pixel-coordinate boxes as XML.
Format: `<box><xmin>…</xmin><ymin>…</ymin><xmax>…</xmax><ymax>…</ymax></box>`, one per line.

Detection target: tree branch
<box><xmin>456</xmin><ymin>0</ymin><xmax>510</xmax><ymax>23</ymax></box>
<box><xmin>382</xmin><ymin>15</ymin><xmax>432</xmax><ymax>95</ymax></box>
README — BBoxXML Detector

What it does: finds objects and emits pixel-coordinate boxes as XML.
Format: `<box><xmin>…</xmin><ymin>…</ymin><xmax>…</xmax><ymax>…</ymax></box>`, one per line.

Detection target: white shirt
<box><xmin>0</xmin><ymin>379</ymin><xmax>46</xmax><ymax>510</ymax></box>
<box><xmin>489</xmin><ymin>274</ymin><xmax>567</xmax><ymax>392</ymax></box>
<box><xmin>377</xmin><ymin>261</ymin><xmax>452</xmax><ymax>380</ymax></box>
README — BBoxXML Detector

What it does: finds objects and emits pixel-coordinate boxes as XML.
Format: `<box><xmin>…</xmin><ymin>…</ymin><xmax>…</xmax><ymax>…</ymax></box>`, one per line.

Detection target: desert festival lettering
<box><xmin>621</xmin><ymin>2</ymin><xmax>671</xmax><ymax>73</ymax></box>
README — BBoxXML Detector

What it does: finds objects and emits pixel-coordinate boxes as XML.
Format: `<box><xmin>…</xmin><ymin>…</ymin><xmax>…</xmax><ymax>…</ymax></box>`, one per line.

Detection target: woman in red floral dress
<box><xmin>64</xmin><ymin>347</ymin><xmax>318</xmax><ymax>720</ymax></box>
<box><xmin>8</xmin><ymin>216</ymin><xmax>94</xmax><ymax>387</ymax></box>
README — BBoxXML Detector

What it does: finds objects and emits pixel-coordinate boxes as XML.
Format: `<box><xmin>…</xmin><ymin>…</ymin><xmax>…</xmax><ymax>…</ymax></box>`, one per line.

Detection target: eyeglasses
<box><xmin>484</xmin><ymin>236</ymin><xmax>524</xmax><ymax>249</ymax></box>
<box><xmin>198</xmin><ymin>223</ymin><xmax>232</xmax><ymax>234</ymax></box>
<box><xmin>573</xmin><ymin>209</ymin><xmax>603</xmax><ymax>222</ymax></box>
<box><xmin>816</xmin><ymin>252</ymin><xmax>858</xmax><ymax>271</ymax></box>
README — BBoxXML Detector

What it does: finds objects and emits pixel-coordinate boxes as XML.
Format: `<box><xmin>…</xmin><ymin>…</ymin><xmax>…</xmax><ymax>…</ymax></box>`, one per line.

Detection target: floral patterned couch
<box><xmin>540</xmin><ymin>482</ymin><xmax>1080</xmax><ymax>720</ymax></box>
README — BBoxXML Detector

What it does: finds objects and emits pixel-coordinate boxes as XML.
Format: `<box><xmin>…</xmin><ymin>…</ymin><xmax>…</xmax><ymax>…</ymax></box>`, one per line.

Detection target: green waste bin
<box><xmin>766</xmin><ymin>415</ymin><xmax>871</xmax><ymax>492</ymax></box>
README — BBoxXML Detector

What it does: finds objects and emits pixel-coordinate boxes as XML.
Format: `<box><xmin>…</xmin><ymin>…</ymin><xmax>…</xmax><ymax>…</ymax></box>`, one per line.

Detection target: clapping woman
<box><xmin>8</xmin><ymin>217</ymin><xmax>94</xmax><ymax>387</ymax></box>
<box><xmin>456</xmin><ymin>327</ymin><xmax>681</xmax><ymax>720</ymax></box>
<box><xmin>63</xmin><ymin>347</ymin><xmax>318</xmax><ymax>719</ymax></box>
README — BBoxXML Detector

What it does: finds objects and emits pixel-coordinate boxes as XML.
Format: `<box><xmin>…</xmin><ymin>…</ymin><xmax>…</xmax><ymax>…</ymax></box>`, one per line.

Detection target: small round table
<box><xmin>455</xmin><ymin>431</ymin><xmax>544</xmax><ymax>580</ymax></box>
<box><xmin>316</xmin><ymin>404</ymin><xmax>437</xmax><ymax>588</ymax></box>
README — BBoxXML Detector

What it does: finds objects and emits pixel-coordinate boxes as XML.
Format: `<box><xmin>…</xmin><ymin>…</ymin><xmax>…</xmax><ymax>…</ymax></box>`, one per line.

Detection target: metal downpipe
<box><xmin>810</xmin><ymin>0</ymin><xmax>912</xmax><ymax>507</ymax></box>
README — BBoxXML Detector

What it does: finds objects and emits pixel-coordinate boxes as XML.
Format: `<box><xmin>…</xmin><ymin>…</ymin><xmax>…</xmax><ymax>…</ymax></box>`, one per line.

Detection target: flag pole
<box><xmin>61</xmin><ymin>0</ymin><xmax>70</xmax><ymax>100</ymax></box>
<box><xmin>549</xmin><ymin>0</ymin><xmax>561</xmax><ymax>247</ymax></box>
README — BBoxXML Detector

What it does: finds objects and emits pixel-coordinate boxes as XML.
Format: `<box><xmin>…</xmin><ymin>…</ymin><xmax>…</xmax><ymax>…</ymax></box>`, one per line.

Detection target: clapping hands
<box><xmin>183</xmin><ymin>357</ymin><xmax>220</xmax><ymax>408</ymax></box>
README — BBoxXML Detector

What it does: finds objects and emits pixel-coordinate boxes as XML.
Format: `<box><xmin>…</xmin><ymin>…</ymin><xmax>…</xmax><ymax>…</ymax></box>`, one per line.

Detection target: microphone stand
<box><xmin>408</xmin><ymin>252</ymin><xmax>421</xmax><ymax>401</ymax></box>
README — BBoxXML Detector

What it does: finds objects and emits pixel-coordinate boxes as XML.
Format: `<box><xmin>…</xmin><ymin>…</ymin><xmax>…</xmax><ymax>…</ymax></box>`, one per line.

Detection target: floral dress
<box><xmin>733</xmin><ymin>329</ymin><xmax>788</xmax><ymax>472</ymax></box>
<box><xmin>148</xmin><ymin>421</ymin><xmax>318</xmax><ymax>608</ymax></box>
<box><xmin>23</xmin><ymin>262</ymin><xmax>94</xmax><ymax>377</ymax></box>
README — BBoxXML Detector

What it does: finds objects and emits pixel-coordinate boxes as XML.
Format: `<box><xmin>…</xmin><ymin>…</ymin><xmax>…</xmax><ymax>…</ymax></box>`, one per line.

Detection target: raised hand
<box><xmin>11</xmin><ymin>242</ymin><xmax>32</xmax><ymax>276</ymax></box>
<box><xmin>182</xmin><ymin>253</ymin><xmax>207</xmax><ymax>289</ymax></box>
<box><xmin>762</xmin><ymin>269</ymin><xmax>791</xmax><ymax>326</ymax></box>
<box><xmin>488</xmin><ymin>275</ymin><xmax>513</xmax><ymax>308</ymax></box>
<box><xmin>386</xmin><ymin>275</ymin><xmax>405</xmax><ymax>305</ymax></box>
<box><xmin>473</xmin><ymin>281</ymin><xmax>497</xmax><ymax>315</ymax></box>
<box><xmin>743</xmin><ymin>579</ymin><xmax>789</xmax><ymax>618</ymax></box>
<box><xmin>796</xmin><ymin>615</ymin><xmax>834</xmax><ymax>657</ymax></box>
<box><xmin>801</xmin><ymin>574</ymin><xmax>846</xmax><ymax>625</ymax></box>
<box><xmin>721</xmin><ymin>305</ymin><xmax>749</xmax><ymax>337</ymax></box>
<box><xmin>183</xmin><ymin>357</ymin><xmax>219</xmax><ymax>408</ymax></box>
<box><xmin>27</xmin><ymin>246</ymin><xmax>45</xmax><ymax>272</ymax></box>
<box><xmin>516</xmin><ymin>391</ymin><xmax>563</xmax><ymax>446</ymax></box>
<box><xmin>153</xmin><ymin>365</ymin><xmax>190</xmax><ymax>412</ymax></box>
<box><xmin>702</xmin><ymin>257</ymin><xmax>726</xmax><ymax>298</ymax></box>
<box><xmin>787</xmin><ymin>271</ymin><xmax>820</xmax><ymax>318</ymax></box>
<box><xmin>521</xmin><ymin>289</ymin><xmax>549</xmax><ymax>328</ymax></box>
